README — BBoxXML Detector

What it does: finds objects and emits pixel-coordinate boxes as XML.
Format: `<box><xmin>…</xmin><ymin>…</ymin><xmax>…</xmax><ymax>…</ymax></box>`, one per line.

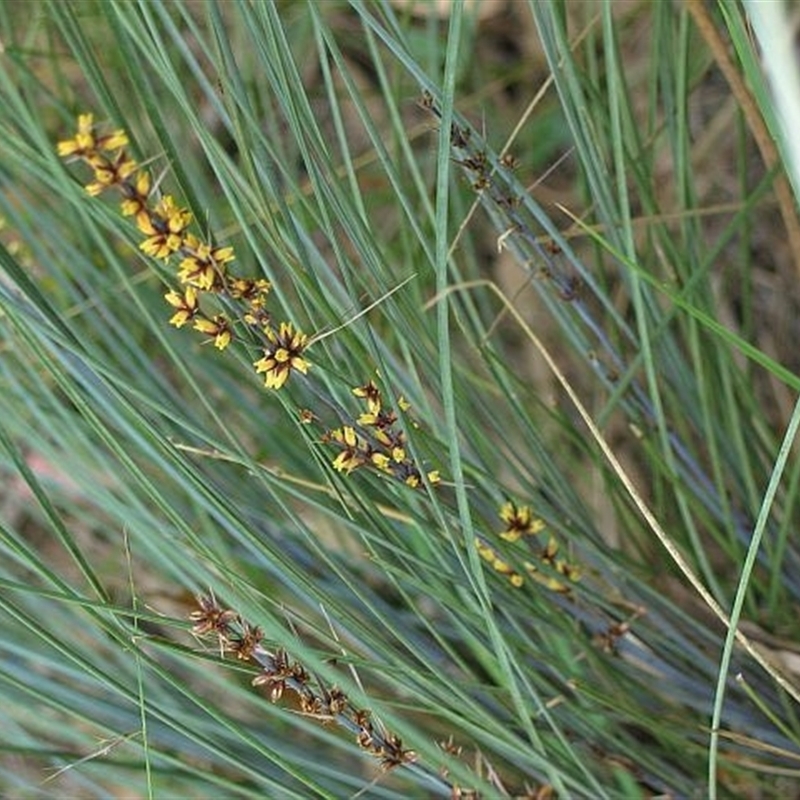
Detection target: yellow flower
<box><xmin>83</xmin><ymin>151</ymin><xmax>137</xmax><ymax>196</ymax></box>
<box><xmin>177</xmin><ymin>236</ymin><xmax>233</xmax><ymax>292</ymax></box>
<box><xmin>557</xmin><ymin>560</ymin><xmax>581</xmax><ymax>583</ymax></box>
<box><xmin>210</xmin><ymin>245</ymin><xmax>235</xmax><ymax>265</ymax></box>
<box><xmin>99</xmin><ymin>129</ymin><xmax>129</xmax><ymax>152</ymax></box>
<box><xmin>56</xmin><ymin>113</ymin><xmax>95</xmax><ymax>157</ymax></box>
<box><xmin>229</xmin><ymin>277</ymin><xmax>270</xmax><ymax>301</ymax></box>
<box><xmin>370</xmin><ymin>452</ymin><xmax>391</xmax><ymax>471</ymax></box>
<box><xmin>141</xmin><ymin>232</ymin><xmax>183</xmax><ymax>260</ymax></box>
<box><xmin>328</xmin><ymin>427</ymin><xmax>366</xmax><ymax>473</ymax></box>
<box><xmin>499</xmin><ymin>501</ymin><xmax>545</xmax><ymax>540</ymax></box>
<box><xmin>332</xmin><ymin>451</ymin><xmax>363</xmax><ymax>473</ymax></box>
<box><xmin>476</xmin><ymin>537</ymin><xmax>524</xmax><ymax>588</ymax></box>
<box><xmin>253</xmin><ymin>322</ymin><xmax>310</xmax><ymax>389</ymax></box>
<box><xmin>338</xmin><ymin>426</ymin><xmax>358</xmax><ymax>447</ymax></box>
<box><xmin>541</xmin><ymin>535</ymin><xmax>559</xmax><ymax>564</ymax></box>
<box><xmin>164</xmin><ymin>286</ymin><xmax>199</xmax><ymax>328</ymax></box>
<box><xmin>193</xmin><ymin>314</ymin><xmax>232</xmax><ymax>350</ymax></box>
<box><xmin>57</xmin><ymin>115</ymin><xmax>131</xmax><ymax>177</ymax></box>
<box><xmin>138</xmin><ymin>198</ymin><xmax>191</xmax><ymax>260</ymax></box>
<box><xmin>154</xmin><ymin>196</ymin><xmax>188</xmax><ymax>226</ymax></box>
<box><xmin>120</xmin><ymin>171</ymin><xmax>151</xmax><ymax>225</ymax></box>
<box><xmin>352</xmin><ymin>381</ymin><xmax>382</xmax><ymax>414</ymax></box>
<box><xmin>178</xmin><ymin>253</ymin><xmax>219</xmax><ymax>291</ymax></box>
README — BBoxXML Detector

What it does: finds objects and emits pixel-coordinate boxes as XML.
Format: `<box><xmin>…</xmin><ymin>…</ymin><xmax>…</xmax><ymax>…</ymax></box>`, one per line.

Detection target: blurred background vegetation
<box><xmin>2</xmin><ymin>1</ymin><xmax>800</xmax><ymax>797</ymax></box>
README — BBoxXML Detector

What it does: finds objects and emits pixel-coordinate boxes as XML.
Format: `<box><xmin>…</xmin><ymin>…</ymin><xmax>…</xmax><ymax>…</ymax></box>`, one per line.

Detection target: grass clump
<box><xmin>2</xmin><ymin>2</ymin><xmax>800</xmax><ymax>798</ymax></box>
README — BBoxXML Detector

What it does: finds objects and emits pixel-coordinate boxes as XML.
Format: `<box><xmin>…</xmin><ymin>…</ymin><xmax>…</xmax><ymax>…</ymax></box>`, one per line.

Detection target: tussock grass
<box><xmin>1</xmin><ymin>2</ymin><xmax>800</xmax><ymax>797</ymax></box>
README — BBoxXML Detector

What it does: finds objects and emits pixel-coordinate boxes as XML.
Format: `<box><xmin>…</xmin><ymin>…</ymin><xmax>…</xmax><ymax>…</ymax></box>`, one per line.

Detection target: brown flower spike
<box><xmin>190</xmin><ymin>595</ymin><xmax>418</xmax><ymax>771</ymax></box>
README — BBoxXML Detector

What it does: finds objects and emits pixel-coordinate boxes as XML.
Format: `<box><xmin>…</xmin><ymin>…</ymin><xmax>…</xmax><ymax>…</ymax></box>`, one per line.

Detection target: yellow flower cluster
<box><xmin>320</xmin><ymin>380</ymin><xmax>440</xmax><ymax>489</ymax></box>
<box><xmin>57</xmin><ymin>116</ymin><xmax>440</xmax><ymax>489</ymax></box>
<box><xmin>57</xmin><ymin>114</ymin><xmax>309</xmax><ymax>389</ymax></box>
<box><xmin>475</xmin><ymin>502</ymin><xmax>581</xmax><ymax>592</ymax></box>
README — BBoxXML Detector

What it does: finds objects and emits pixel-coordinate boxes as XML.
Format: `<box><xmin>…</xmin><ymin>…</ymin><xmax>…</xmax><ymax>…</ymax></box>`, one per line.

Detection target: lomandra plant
<box><xmin>2</xmin><ymin>2</ymin><xmax>800</xmax><ymax>798</ymax></box>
